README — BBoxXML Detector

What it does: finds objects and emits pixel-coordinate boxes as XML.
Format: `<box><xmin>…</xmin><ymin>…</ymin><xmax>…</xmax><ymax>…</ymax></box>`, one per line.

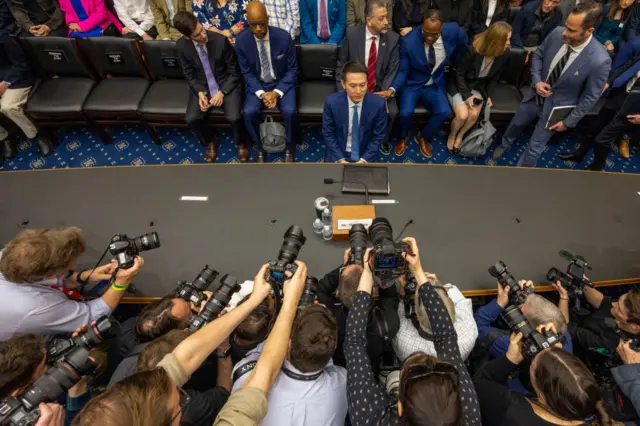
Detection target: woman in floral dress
<box><xmin>193</xmin><ymin>0</ymin><xmax>248</xmax><ymax>43</ymax></box>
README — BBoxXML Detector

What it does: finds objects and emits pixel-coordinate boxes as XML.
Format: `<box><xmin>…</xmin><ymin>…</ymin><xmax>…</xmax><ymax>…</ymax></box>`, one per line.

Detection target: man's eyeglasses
<box><xmin>165</xmin><ymin>388</ymin><xmax>190</xmax><ymax>426</ymax></box>
<box><xmin>421</xmin><ymin>30</ymin><xmax>441</xmax><ymax>38</ymax></box>
<box><xmin>398</xmin><ymin>354</ymin><xmax>459</xmax><ymax>403</ymax></box>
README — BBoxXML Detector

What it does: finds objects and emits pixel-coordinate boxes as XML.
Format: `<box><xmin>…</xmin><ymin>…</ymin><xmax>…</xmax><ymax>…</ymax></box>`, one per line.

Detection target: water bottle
<box><xmin>322</xmin><ymin>225</ymin><xmax>332</xmax><ymax>241</ymax></box>
<box><xmin>321</xmin><ymin>208</ymin><xmax>332</xmax><ymax>226</ymax></box>
<box><xmin>312</xmin><ymin>218</ymin><xmax>324</xmax><ymax>235</ymax></box>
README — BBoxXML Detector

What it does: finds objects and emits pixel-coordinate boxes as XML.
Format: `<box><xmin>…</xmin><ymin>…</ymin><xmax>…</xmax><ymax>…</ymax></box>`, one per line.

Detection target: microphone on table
<box><xmin>323</xmin><ymin>178</ymin><xmax>369</xmax><ymax>205</ymax></box>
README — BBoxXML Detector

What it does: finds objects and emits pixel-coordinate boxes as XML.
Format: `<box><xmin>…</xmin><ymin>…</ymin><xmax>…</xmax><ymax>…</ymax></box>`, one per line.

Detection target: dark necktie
<box><xmin>547</xmin><ymin>45</ymin><xmax>573</xmax><ymax>88</ymax></box>
<box><xmin>428</xmin><ymin>45</ymin><xmax>436</xmax><ymax>69</ymax></box>
<box><xmin>367</xmin><ymin>36</ymin><xmax>377</xmax><ymax>92</ymax></box>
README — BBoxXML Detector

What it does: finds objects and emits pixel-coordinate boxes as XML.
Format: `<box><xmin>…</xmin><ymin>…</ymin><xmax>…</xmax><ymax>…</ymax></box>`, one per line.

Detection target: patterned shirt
<box><xmin>263</xmin><ymin>0</ymin><xmax>300</xmax><ymax>38</ymax></box>
<box><xmin>193</xmin><ymin>0</ymin><xmax>248</xmax><ymax>32</ymax></box>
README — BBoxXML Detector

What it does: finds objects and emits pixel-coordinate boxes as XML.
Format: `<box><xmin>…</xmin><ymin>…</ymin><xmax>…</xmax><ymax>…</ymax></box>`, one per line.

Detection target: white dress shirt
<box><xmin>113</xmin><ymin>0</ymin><xmax>155</xmax><ymax>36</ymax></box>
<box><xmin>392</xmin><ymin>284</ymin><xmax>478</xmax><ymax>362</ymax></box>
<box><xmin>345</xmin><ymin>96</ymin><xmax>363</xmax><ymax>160</ymax></box>
<box><xmin>486</xmin><ymin>0</ymin><xmax>497</xmax><ymax>27</ymax></box>
<box><xmin>546</xmin><ymin>35</ymin><xmax>592</xmax><ymax>81</ymax></box>
<box><xmin>254</xmin><ymin>31</ymin><xmax>284</xmax><ymax>99</ymax></box>
<box><xmin>232</xmin><ymin>342</ymin><xmax>348</xmax><ymax>426</ymax></box>
<box><xmin>364</xmin><ymin>26</ymin><xmax>380</xmax><ymax>67</ymax></box>
<box><xmin>425</xmin><ymin>36</ymin><xmax>445</xmax><ymax>86</ymax></box>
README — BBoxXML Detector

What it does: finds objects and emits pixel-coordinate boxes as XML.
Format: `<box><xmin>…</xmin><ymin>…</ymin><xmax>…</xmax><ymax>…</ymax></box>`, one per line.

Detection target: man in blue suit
<box><xmin>493</xmin><ymin>1</ymin><xmax>611</xmax><ymax>167</ymax></box>
<box><xmin>390</xmin><ymin>9</ymin><xmax>468</xmax><ymax>158</ymax></box>
<box><xmin>299</xmin><ymin>0</ymin><xmax>345</xmax><ymax>44</ymax></box>
<box><xmin>235</xmin><ymin>1</ymin><xmax>298</xmax><ymax>162</ymax></box>
<box><xmin>510</xmin><ymin>0</ymin><xmax>563</xmax><ymax>49</ymax></box>
<box><xmin>323</xmin><ymin>60</ymin><xmax>387</xmax><ymax>163</ymax></box>
<box><xmin>559</xmin><ymin>36</ymin><xmax>640</xmax><ymax>169</ymax></box>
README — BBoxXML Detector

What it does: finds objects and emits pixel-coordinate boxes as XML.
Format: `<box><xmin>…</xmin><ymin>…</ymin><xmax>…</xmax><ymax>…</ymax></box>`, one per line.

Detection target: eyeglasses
<box><xmin>398</xmin><ymin>354</ymin><xmax>459</xmax><ymax>403</ymax></box>
<box><xmin>165</xmin><ymin>388</ymin><xmax>190</xmax><ymax>426</ymax></box>
<box><xmin>421</xmin><ymin>30</ymin><xmax>441</xmax><ymax>38</ymax></box>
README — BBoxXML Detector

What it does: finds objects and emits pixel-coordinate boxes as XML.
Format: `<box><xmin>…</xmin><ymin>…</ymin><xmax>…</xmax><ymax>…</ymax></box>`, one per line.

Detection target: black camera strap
<box><xmin>410</xmin><ymin>315</ymin><xmax>434</xmax><ymax>342</ymax></box>
<box><xmin>232</xmin><ymin>360</ymin><xmax>323</xmax><ymax>384</ymax></box>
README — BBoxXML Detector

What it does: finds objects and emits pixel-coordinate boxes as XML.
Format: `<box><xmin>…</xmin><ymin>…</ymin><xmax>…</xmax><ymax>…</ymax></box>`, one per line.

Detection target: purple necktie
<box><xmin>319</xmin><ymin>0</ymin><xmax>329</xmax><ymax>40</ymax></box>
<box><xmin>197</xmin><ymin>45</ymin><xmax>219</xmax><ymax>95</ymax></box>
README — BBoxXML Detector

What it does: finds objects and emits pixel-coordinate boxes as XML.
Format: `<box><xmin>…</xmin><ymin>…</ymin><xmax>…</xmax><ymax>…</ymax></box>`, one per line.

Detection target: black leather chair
<box><xmin>297</xmin><ymin>44</ymin><xmax>338</xmax><ymax>120</ymax></box>
<box><xmin>81</xmin><ymin>37</ymin><xmax>152</xmax><ymax>142</ymax></box>
<box><xmin>23</xmin><ymin>37</ymin><xmax>109</xmax><ymax>142</ymax></box>
<box><xmin>139</xmin><ymin>40</ymin><xmax>191</xmax><ymax>144</ymax></box>
<box><xmin>490</xmin><ymin>47</ymin><xmax>527</xmax><ymax>124</ymax></box>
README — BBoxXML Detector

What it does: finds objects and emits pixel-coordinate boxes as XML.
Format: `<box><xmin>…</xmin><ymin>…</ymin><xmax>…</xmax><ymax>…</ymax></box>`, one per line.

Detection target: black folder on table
<box><xmin>342</xmin><ymin>165</ymin><xmax>390</xmax><ymax>195</ymax></box>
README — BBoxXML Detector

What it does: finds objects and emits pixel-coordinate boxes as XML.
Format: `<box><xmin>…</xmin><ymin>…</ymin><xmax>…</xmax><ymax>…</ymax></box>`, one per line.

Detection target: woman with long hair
<box><xmin>446</xmin><ymin>21</ymin><xmax>511</xmax><ymax>153</ymax></box>
<box><xmin>594</xmin><ymin>0</ymin><xmax>636</xmax><ymax>54</ymax></box>
<box><xmin>474</xmin><ymin>330</ymin><xmax>611</xmax><ymax>426</ymax></box>
<box><xmin>193</xmin><ymin>0</ymin><xmax>247</xmax><ymax>44</ymax></box>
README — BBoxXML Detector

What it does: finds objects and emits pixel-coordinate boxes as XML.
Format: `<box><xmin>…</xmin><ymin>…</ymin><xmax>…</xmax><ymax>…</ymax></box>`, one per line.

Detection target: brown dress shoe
<box><xmin>205</xmin><ymin>142</ymin><xmax>218</xmax><ymax>163</ymax></box>
<box><xmin>237</xmin><ymin>145</ymin><xmax>249</xmax><ymax>163</ymax></box>
<box><xmin>394</xmin><ymin>137</ymin><xmax>408</xmax><ymax>156</ymax></box>
<box><xmin>415</xmin><ymin>136</ymin><xmax>433</xmax><ymax>158</ymax></box>
<box><xmin>619</xmin><ymin>138</ymin><xmax>630</xmax><ymax>159</ymax></box>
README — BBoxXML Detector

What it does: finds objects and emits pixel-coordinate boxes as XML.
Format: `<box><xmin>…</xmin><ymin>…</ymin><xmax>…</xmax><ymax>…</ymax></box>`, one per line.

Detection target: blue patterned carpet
<box><xmin>1</xmin><ymin>125</ymin><xmax>639</xmax><ymax>172</ymax></box>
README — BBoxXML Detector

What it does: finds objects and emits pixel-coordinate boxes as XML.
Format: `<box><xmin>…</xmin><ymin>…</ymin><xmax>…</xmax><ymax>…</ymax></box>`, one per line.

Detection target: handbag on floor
<box><xmin>260</xmin><ymin>115</ymin><xmax>287</xmax><ymax>153</ymax></box>
<box><xmin>458</xmin><ymin>105</ymin><xmax>496</xmax><ymax>158</ymax></box>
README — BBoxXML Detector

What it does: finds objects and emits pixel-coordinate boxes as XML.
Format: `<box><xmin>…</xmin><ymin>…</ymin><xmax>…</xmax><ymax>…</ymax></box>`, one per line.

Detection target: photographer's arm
<box><xmin>583</xmin><ymin>284</ymin><xmax>604</xmax><ymax>309</ymax></box>
<box><xmin>552</xmin><ymin>280</ymin><xmax>570</xmax><ymax>323</ymax></box>
<box><xmin>99</xmin><ymin>257</ymin><xmax>144</xmax><ymax>312</ymax></box>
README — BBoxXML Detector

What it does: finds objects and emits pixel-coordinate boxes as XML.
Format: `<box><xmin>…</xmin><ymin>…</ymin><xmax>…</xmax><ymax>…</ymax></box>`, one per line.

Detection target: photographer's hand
<box><xmin>518</xmin><ymin>280</ymin><xmax>534</xmax><ymax>292</ymax></box>
<box><xmin>343</xmin><ymin>248</ymin><xmax>351</xmax><ymax>266</ymax></box>
<box><xmin>250</xmin><ymin>263</ymin><xmax>273</xmax><ymax>304</ymax></box>
<box><xmin>536</xmin><ymin>323</ymin><xmax>563</xmax><ymax>348</ymax></box>
<box><xmin>617</xmin><ymin>339</ymin><xmax>640</xmax><ymax>364</ymax></box>
<box><xmin>282</xmin><ymin>261</ymin><xmax>307</xmax><ymax>309</ymax></box>
<box><xmin>35</xmin><ymin>403</ymin><xmax>64</xmax><ymax>426</ymax></box>
<box><xmin>402</xmin><ymin>237</ymin><xmax>427</xmax><ymax>285</ymax></box>
<box><xmin>100</xmin><ymin>256</ymin><xmax>144</xmax><ymax>312</ymax></box>
<box><xmin>496</xmin><ymin>281</ymin><xmax>509</xmax><ymax>308</ymax></box>
<box><xmin>84</xmin><ymin>261</ymin><xmax>118</xmax><ymax>283</ymax></box>
<box><xmin>552</xmin><ymin>280</ymin><xmax>570</xmax><ymax>323</ymax></box>
<box><xmin>191</xmin><ymin>291</ymin><xmax>213</xmax><ymax>313</ymax></box>
<box><xmin>357</xmin><ymin>248</ymin><xmax>374</xmax><ymax>294</ymax></box>
<box><xmin>506</xmin><ymin>332</ymin><xmax>524</xmax><ymax>364</ymax></box>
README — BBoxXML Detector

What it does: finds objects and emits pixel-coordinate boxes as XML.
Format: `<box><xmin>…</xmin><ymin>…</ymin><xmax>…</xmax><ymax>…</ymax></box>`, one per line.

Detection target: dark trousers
<box><xmin>185</xmin><ymin>86</ymin><xmax>245</xmax><ymax>147</ymax></box>
<box><xmin>122</xmin><ymin>26</ymin><xmax>159</xmax><ymax>40</ymax></box>
<box><xmin>18</xmin><ymin>26</ymin><xmax>68</xmax><ymax>37</ymax></box>
<box><xmin>243</xmin><ymin>85</ymin><xmax>296</xmax><ymax>151</ymax></box>
<box><xmin>386</xmin><ymin>98</ymin><xmax>398</xmax><ymax>144</ymax></box>
<box><xmin>592</xmin><ymin>112</ymin><xmax>633</xmax><ymax>166</ymax></box>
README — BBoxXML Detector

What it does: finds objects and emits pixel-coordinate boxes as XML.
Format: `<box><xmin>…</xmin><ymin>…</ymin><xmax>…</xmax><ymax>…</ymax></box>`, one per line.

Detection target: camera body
<box><xmin>267</xmin><ymin>226</ymin><xmax>306</xmax><ymax>287</ymax></box>
<box><xmin>108</xmin><ymin>232</ymin><xmax>160</xmax><ymax>269</ymax></box>
<box><xmin>501</xmin><ymin>305</ymin><xmax>564</xmax><ymax>357</ymax></box>
<box><xmin>348</xmin><ymin>224</ymin><xmax>368</xmax><ymax>267</ymax></box>
<box><xmin>488</xmin><ymin>261</ymin><xmax>533</xmax><ymax>306</ymax></box>
<box><xmin>369</xmin><ymin>218</ymin><xmax>411</xmax><ymax>289</ymax></box>
<box><xmin>547</xmin><ymin>249</ymin><xmax>593</xmax><ymax>298</ymax></box>
<box><xmin>189</xmin><ymin>274</ymin><xmax>241</xmax><ymax>331</ymax></box>
<box><xmin>174</xmin><ymin>266</ymin><xmax>219</xmax><ymax>308</ymax></box>
<box><xmin>47</xmin><ymin>316</ymin><xmax>118</xmax><ymax>363</ymax></box>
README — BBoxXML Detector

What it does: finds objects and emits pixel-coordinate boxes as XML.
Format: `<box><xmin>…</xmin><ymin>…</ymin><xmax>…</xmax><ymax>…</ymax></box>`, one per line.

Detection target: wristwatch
<box><xmin>213</xmin><ymin>347</ymin><xmax>231</xmax><ymax>358</ymax></box>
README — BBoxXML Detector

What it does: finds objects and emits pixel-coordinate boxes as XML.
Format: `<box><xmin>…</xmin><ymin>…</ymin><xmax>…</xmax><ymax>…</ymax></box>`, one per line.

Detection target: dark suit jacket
<box><xmin>235</xmin><ymin>26</ymin><xmax>298</xmax><ymax>96</ymax></box>
<box><xmin>433</xmin><ymin>0</ymin><xmax>474</xmax><ymax>30</ymax></box>
<box><xmin>391</xmin><ymin>22</ymin><xmax>469</xmax><ymax>91</ymax></box>
<box><xmin>335</xmin><ymin>25</ymin><xmax>400</xmax><ymax>92</ymax></box>
<box><xmin>6</xmin><ymin>0</ymin><xmax>65</xmax><ymax>31</ymax></box>
<box><xmin>604</xmin><ymin>36</ymin><xmax>640</xmax><ymax>110</ymax></box>
<box><xmin>510</xmin><ymin>0</ymin><xmax>562</xmax><ymax>48</ymax></box>
<box><xmin>0</xmin><ymin>0</ymin><xmax>14</xmax><ymax>36</ymax></box>
<box><xmin>176</xmin><ymin>31</ymin><xmax>240</xmax><ymax>97</ymax></box>
<box><xmin>322</xmin><ymin>91</ymin><xmax>387</xmax><ymax>162</ymax></box>
<box><xmin>0</xmin><ymin>34</ymin><xmax>35</xmax><ymax>89</ymax></box>
<box><xmin>469</xmin><ymin>0</ymin><xmax>510</xmax><ymax>37</ymax></box>
<box><xmin>447</xmin><ymin>44</ymin><xmax>509</xmax><ymax>100</ymax></box>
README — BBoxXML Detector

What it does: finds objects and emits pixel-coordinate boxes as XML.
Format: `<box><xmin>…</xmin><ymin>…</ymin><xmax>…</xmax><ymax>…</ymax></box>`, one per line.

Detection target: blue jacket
<box><xmin>510</xmin><ymin>0</ymin><xmax>562</xmax><ymax>48</ymax></box>
<box><xmin>322</xmin><ymin>91</ymin><xmax>387</xmax><ymax>163</ymax></box>
<box><xmin>595</xmin><ymin>5</ymin><xmax>626</xmax><ymax>48</ymax></box>
<box><xmin>299</xmin><ymin>0</ymin><xmax>346</xmax><ymax>45</ymax></box>
<box><xmin>234</xmin><ymin>26</ymin><xmax>298</xmax><ymax>96</ymax></box>
<box><xmin>0</xmin><ymin>0</ymin><xmax>14</xmax><ymax>36</ymax></box>
<box><xmin>606</xmin><ymin>35</ymin><xmax>640</xmax><ymax>93</ymax></box>
<box><xmin>391</xmin><ymin>23</ymin><xmax>468</xmax><ymax>92</ymax></box>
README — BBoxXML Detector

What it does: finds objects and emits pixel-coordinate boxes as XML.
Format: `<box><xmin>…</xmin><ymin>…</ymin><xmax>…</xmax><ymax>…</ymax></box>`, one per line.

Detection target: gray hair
<box><xmin>414</xmin><ymin>275</ymin><xmax>456</xmax><ymax>333</ymax></box>
<box><xmin>366</xmin><ymin>0</ymin><xmax>388</xmax><ymax>17</ymax></box>
<box><xmin>523</xmin><ymin>294</ymin><xmax>567</xmax><ymax>333</ymax></box>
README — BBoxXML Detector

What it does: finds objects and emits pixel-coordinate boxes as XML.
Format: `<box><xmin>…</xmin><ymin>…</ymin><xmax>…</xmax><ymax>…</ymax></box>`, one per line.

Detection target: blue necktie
<box><xmin>350</xmin><ymin>105</ymin><xmax>360</xmax><ymax>162</ymax></box>
<box><xmin>428</xmin><ymin>46</ymin><xmax>436</xmax><ymax>70</ymax></box>
<box><xmin>259</xmin><ymin>40</ymin><xmax>274</xmax><ymax>84</ymax></box>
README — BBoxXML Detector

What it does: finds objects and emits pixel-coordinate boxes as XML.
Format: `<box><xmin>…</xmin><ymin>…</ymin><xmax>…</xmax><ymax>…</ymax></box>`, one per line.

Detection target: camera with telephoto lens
<box><xmin>189</xmin><ymin>274</ymin><xmax>241</xmax><ymax>331</ymax></box>
<box><xmin>297</xmin><ymin>276</ymin><xmax>318</xmax><ymax>310</ymax></box>
<box><xmin>0</xmin><ymin>345</ymin><xmax>101</xmax><ymax>425</ymax></box>
<box><xmin>369</xmin><ymin>218</ymin><xmax>411</xmax><ymax>289</ymax></box>
<box><xmin>348</xmin><ymin>224</ymin><xmax>369</xmax><ymax>267</ymax></box>
<box><xmin>267</xmin><ymin>226</ymin><xmax>306</xmax><ymax>287</ymax></box>
<box><xmin>109</xmin><ymin>232</ymin><xmax>160</xmax><ymax>269</ymax></box>
<box><xmin>174</xmin><ymin>266</ymin><xmax>219</xmax><ymax>308</ymax></box>
<box><xmin>501</xmin><ymin>305</ymin><xmax>564</xmax><ymax>357</ymax></box>
<box><xmin>547</xmin><ymin>249</ymin><xmax>594</xmax><ymax>299</ymax></box>
<box><xmin>488</xmin><ymin>261</ymin><xmax>534</xmax><ymax>306</ymax></box>
<box><xmin>47</xmin><ymin>316</ymin><xmax>119</xmax><ymax>363</ymax></box>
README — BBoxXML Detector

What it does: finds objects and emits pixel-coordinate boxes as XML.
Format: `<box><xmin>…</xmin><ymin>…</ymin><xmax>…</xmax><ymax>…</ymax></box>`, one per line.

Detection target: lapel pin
<box><xmin>381</xmin><ymin>42</ymin><xmax>386</xmax><ymax>46</ymax></box>
<box><xmin>574</xmin><ymin>71</ymin><xmax>579</xmax><ymax>76</ymax></box>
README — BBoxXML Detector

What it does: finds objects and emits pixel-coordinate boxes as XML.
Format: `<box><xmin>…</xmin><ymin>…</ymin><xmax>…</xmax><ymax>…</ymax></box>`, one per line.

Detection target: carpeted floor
<box><xmin>1</xmin><ymin>125</ymin><xmax>638</xmax><ymax>172</ymax></box>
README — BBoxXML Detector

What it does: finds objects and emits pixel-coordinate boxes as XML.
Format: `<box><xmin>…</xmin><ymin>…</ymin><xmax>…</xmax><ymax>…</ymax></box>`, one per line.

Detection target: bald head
<box><xmin>246</xmin><ymin>1</ymin><xmax>269</xmax><ymax>38</ymax></box>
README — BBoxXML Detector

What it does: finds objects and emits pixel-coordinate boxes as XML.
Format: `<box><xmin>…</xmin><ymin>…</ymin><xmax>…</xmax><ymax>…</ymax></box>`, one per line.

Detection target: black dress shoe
<box><xmin>379</xmin><ymin>142</ymin><xmax>391</xmax><ymax>155</ymax></box>
<box><xmin>2</xmin><ymin>139</ymin><xmax>17</xmax><ymax>159</ymax></box>
<box><xmin>284</xmin><ymin>149</ymin><xmax>295</xmax><ymax>163</ymax></box>
<box><xmin>557</xmin><ymin>151</ymin><xmax>586</xmax><ymax>162</ymax></box>
<box><xmin>587</xmin><ymin>162</ymin><xmax>606</xmax><ymax>171</ymax></box>
<box><xmin>256</xmin><ymin>150</ymin><xmax>265</xmax><ymax>163</ymax></box>
<box><xmin>36</xmin><ymin>136</ymin><xmax>54</xmax><ymax>157</ymax></box>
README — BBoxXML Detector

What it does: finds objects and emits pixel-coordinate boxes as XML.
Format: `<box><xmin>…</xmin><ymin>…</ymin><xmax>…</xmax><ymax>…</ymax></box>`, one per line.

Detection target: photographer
<box><xmin>0</xmin><ymin>227</ymin><xmax>144</xmax><ymax>340</ymax></box>
<box><xmin>610</xmin><ymin>340</ymin><xmax>640</xmax><ymax>420</ymax></box>
<box><xmin>232</xmin><ymin>272</ymin><xmax>348</xmax><ymax>426</ymax></box>
<box><xmin>474</xmin><ymin>329</ymin><xmax>611</xmax><ymax>425</ymax></box>
<box><xmin>570</xmin><ymin>285</ymin><xmax>640</xmax><ymax>357</ymax></box>
<box><xmin>344</xmin><ymin>239</ymin><xmax>481</xmax><ymax>426</ymax></box>
<box><xmin>229</xmin><ymin>295</ymin><xmax>274</xmax><ymax>365</ymax></box>
<box><xmin>393</xmin><ymin>274</ymin><xmax>478</xmax><ymax>361</ymax></box>
<box><xmin>316</xmin><ymin>248</ymin><xmax>400</xmax><ymax>373</ymax></box>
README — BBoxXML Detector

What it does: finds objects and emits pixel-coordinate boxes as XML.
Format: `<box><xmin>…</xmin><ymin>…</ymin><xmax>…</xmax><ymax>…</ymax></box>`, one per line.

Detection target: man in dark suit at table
<box><xmin>493</xmin><ymin>1</ymin><xmax>611</xmax><ymax>167</ymax></box>
<box><xmin>390</xmin><ymin>9</ymin><xmax>468</xmax><ymax>158</ymax></box>
<box><xmin>323</xmin><ymin>60</ymin><xmax>387</xmax><ymax>163</ymax></box>
<box><xmin>559</xmin><ymin>36</ymin><xmax>640</xmax><ymax>170</ymax></box>
<box><xmin>337</xmin><ymin>0</ymin><xmax>399</xmax><ymax>155</ymax></box>
<box><xmin>235</xmin><ymin>1</ymin><xmax>298</xmax><ymax>163</ymax></box>
<box><xmin>175</xmin><ymin>11</ymin><xmax>247</xmax><ymax>163</ymax></box>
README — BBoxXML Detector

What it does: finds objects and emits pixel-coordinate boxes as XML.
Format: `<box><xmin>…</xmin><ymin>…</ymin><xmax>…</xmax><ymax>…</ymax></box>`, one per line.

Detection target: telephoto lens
<box><xmin>368</xmin><ymin>218</ymin><xmax>393</xmax><ymax>246</ymax></box>
<box><xmin>47</xmin><ymin>316</ymin><xmax>119</xmax><ymax>362</ymax></box>
<box><xmin>501</xmin><ymin>305</ymin><xmax>535</xmax><ymax>337</ymax></box>
<box><xmin>190</xmin><ymin>274</ymin><xmax>241</xmax><ymax>330</ymax></box>
<box><xmin>348</xmin><ymin>224</ymin><xmax>368</xmax><ymax>267</ymax></box>
<box><xmin>278</xmin><ymin>226</ymin><xmax>306</xmax><ymax>265</ymax></box>
<box><xmin>192</xmin><ymin>266</ymin><xmax>219</xmax><ymax>291</ymax></box>
<box><xmin>132</xmin><ymin>232</ymin><xmax>161</xmax><ymax>253</ymax></box>
<box><xmin>298</xmin><ymin>276</ymin><xmax>318</xmax><ymax>309</ymax></box>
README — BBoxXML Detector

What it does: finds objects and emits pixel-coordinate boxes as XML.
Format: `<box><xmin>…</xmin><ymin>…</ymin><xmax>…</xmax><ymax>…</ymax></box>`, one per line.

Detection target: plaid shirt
<box><xmin>392</xmin><ymin>284</ymin><xmax>478</xmax><ymax>362</ymax></box>
<box><xmin>263</xmin><ymin>0</ymin><xmax>299</xmax><ymax>38</ymax></box>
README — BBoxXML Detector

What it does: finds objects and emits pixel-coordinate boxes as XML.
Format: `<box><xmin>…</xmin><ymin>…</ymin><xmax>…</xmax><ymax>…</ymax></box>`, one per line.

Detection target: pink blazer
<box><xmin>59</xmin><ymin>0</ymin><xmax>123</xmax><ymax>35</ymax></box>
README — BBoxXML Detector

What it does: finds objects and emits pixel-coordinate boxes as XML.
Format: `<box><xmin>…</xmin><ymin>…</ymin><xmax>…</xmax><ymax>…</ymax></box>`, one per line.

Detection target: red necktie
<box><xmin>367</xmin><ymin>36</ymin><xmax>377</xmax><ymax>92</ymax></box>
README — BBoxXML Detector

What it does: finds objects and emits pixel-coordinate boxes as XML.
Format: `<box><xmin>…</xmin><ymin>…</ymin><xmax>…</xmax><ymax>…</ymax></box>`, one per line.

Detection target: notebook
<box><xmin>545</xmin><ymin>105</ymin><xmax>576</xmax><ymax>129</ymax></box>
<box><xmin>342</xmin><ymin>165</ymin><xmax>390</xmax><ymax>195</ymax></box>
